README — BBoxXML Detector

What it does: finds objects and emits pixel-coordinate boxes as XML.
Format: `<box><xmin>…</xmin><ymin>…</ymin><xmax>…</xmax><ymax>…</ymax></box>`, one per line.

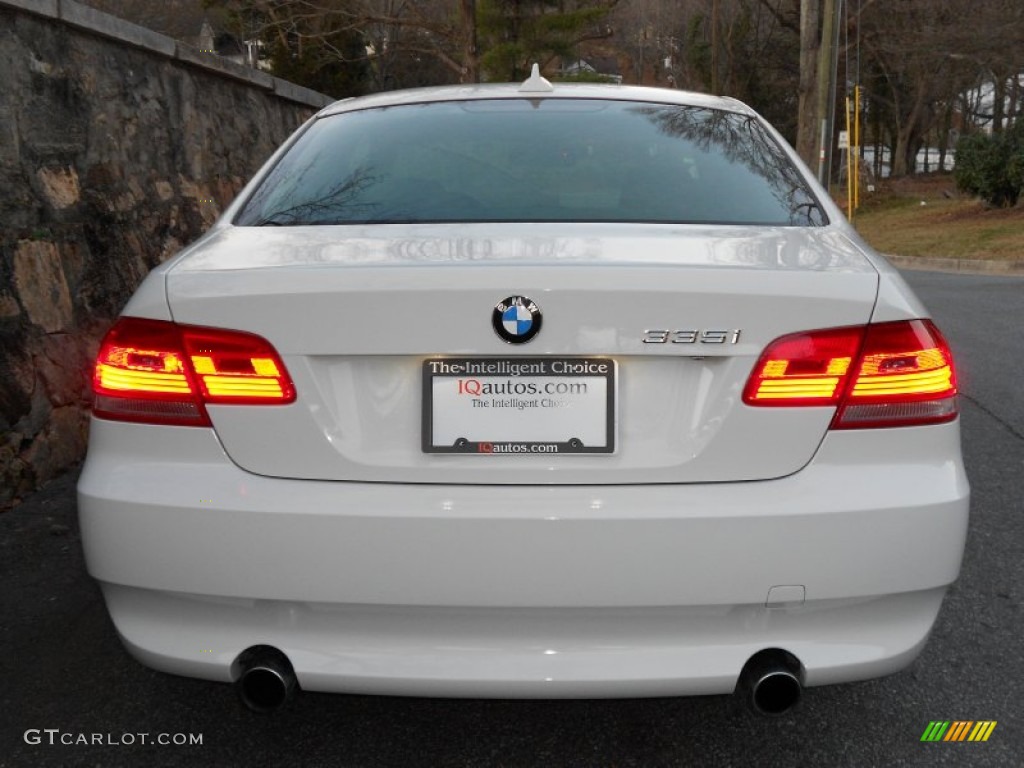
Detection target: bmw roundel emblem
<box><xmin>493</xmin><ymin>295</ymin><xmax>542</xmax><ymax>344</ymax></box>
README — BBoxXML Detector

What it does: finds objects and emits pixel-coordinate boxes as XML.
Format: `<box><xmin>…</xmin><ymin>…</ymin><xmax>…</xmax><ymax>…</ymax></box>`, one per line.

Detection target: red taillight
<box><xmin>743</xmin><ymin>320</ymin><xmax>958</xmax><ymax>429</ymax></box>
<box><xmin>836</xmin><ymin>319</ymin><xmax>958</xmax><ymax>428</ymax></box>
<box><xmin>93</xmin><ymin>317</ymin><xmax>295</xmax><ymax>427</ymax></box>
<box><xmin>741</xmin><ymin>327</ymin><xmax>863</xmax><ymax>406</ymax></box>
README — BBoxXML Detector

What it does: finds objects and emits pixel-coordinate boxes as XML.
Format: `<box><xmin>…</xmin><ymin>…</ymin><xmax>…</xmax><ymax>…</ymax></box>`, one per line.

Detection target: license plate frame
<box><xmin>422</xmin><ymin>357</ymin><xmax>616</xmax><ymax>455</ymax></box>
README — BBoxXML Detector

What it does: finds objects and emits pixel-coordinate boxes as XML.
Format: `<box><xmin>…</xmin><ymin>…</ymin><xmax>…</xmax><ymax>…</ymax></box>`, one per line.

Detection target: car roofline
<box><xmin>317</xmin><ymin>83</ymin><xmax>757</xmax><ymax>119</ymax></box>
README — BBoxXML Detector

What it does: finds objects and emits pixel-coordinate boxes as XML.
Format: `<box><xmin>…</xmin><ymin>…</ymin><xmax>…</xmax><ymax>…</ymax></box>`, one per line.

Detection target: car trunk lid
<box><xmin>165</xmin><ymin>223</ymin><xmax>878</xmax><ymax>485</ymax></box>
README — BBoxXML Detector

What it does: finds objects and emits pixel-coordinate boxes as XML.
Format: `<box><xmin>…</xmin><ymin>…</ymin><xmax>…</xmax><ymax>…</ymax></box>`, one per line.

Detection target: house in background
<box><xmin>560</xmin><ymin>56</ymin><xmax>623</xmax><ymax>84</ymax></box>
<box><xmin>79</xmin><ymin>0</ymin><xmax>268</xmax><ymax>69</ymax></box>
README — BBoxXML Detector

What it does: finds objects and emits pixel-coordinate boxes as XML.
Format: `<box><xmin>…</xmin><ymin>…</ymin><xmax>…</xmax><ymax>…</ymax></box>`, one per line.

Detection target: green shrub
<box><xmin>955</xmin><ymin>121</ymin><xmax>1024</xmax><ymax>207</ymax></box>
<box><xmin>1007</xmin><ymin>122</ymin><xmax>1024</xmax><ymax>199</ymax></box>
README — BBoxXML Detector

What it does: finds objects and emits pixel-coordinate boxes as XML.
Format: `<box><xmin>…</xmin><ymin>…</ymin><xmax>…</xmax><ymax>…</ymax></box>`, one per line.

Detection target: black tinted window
<box><xmin>236</xmin><ymin>99</ymin><xmax>826</xmax><ymax>227</ymax></box>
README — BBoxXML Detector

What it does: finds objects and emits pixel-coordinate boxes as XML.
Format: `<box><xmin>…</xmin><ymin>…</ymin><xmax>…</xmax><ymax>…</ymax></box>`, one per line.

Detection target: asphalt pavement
<box><xmin>1</xmin><ymin>270</ymin><xmax>1021</xmax><ymax>768</ymax></box>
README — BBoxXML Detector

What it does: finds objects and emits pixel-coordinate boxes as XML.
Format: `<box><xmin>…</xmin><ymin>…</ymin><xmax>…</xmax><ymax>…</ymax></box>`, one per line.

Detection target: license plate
<box><xmin>423</xmin><ymin>358</ymin><xmax>616</xmax><ymax>455</ymax></box>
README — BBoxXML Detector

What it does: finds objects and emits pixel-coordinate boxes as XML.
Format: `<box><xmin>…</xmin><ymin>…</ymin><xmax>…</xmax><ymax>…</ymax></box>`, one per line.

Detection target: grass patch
<box><xmin>852</xmin><ymin>174</ymin><xmax>1024</xmax><ymax>260</ymax></box>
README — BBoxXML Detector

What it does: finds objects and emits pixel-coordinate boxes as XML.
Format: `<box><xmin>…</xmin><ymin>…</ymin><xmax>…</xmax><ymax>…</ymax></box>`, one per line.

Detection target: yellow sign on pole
<box><xmin>845</xmin><ymin>95</ymin><xmax>853</xmax><ymax>221</ymax></box>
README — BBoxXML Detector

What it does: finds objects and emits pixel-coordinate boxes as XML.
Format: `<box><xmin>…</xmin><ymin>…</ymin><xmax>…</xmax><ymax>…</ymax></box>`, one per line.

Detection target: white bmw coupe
<box><xmin>78</xmin><ymin>70</ymin><xmax>969</xmax><ymax>715</ymax></box>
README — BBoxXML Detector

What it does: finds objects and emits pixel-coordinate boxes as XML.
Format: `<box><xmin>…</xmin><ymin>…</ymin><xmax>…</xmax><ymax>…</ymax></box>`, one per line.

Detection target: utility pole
<box><xmin>797</xmin><ymin>0</ymin><xmax>822</xmax><ymax>168</ymax></box>
<box><xmin>816</xmin><ymin>0</ymin><xmax>840</xmax><ymax>188</ymax></box>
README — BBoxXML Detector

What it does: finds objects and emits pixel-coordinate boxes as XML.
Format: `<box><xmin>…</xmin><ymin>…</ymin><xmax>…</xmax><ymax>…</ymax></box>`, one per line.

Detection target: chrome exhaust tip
<box><xmin>233</xmin><ymin>646</ymin><xmax>297</xmax><ymax>713</ymax></box>
<box><xmin>737</xmin><ymin>649</ymin><xmax>803</xmax><ymax>716</ymax></box>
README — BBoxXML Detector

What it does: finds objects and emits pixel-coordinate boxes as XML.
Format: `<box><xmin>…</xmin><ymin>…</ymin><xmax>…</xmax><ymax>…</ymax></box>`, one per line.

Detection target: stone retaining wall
<box><xmin>0</xmin><ymin>0</ymin><xmax>333</xmax><ymax>508</ymax></box>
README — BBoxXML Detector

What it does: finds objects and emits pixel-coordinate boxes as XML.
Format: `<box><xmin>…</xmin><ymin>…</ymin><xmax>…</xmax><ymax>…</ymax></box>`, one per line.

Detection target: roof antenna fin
<box><xmin>519</xmin><ymin>63</ymin><xmax>554</xmax><ymax>93</ymax></box>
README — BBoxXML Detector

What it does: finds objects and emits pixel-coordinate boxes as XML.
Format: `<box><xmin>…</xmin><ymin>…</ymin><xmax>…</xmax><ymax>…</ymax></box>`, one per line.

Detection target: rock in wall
<box><xmin>0</xmin><ymin>1</ymin><xmax>332</xmax><ymax>508</ymax></box>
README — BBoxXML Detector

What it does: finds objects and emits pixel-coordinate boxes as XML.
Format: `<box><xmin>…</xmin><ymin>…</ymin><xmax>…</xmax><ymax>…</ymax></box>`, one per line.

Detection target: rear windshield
<box><xmin>236</xmin><ymin>99</ymin><xmax>826</xmax><ymax>227</ymax></box>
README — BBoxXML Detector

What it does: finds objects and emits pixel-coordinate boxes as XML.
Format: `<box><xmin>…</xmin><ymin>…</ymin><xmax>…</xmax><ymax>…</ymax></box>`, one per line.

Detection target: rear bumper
<box><xmin>102</xmin><ymin>582</ymin><xmax>945</xmax><ymax>697</ymax></box>
<box><xmin>78</xmin><ymin>418</ymin><xmax>969</xmax><ymax>697</ymax></box>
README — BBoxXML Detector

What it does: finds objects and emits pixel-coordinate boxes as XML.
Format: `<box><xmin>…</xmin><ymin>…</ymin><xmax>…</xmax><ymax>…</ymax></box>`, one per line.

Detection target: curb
<box><xmin>885</xmin><ymin>253</ymin><xmax>1024</xmax><ymax>276</ymax></box>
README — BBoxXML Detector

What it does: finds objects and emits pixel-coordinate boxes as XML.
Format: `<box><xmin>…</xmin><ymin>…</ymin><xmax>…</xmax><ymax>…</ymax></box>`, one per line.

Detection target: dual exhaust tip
<box><xmin>233</xmin><ymin>645</ymin><xmax>803</xmax><ymax>716</ymax></box>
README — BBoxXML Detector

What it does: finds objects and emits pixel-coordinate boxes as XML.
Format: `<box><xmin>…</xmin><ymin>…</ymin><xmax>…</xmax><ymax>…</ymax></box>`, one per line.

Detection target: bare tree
<box><xmin>215</xmin><ymin>0</ymin><xmax>480</xmax><ymax>86</ymax></box>
<box><xmin>859</xmin><ymin>0</ymin><xmax>1024</xmax><ymax>176</ymax></box>
<box><xmin>218</xmin><ymin>0</ymin><xmax>619</xmax><ymax>89</ymax></box>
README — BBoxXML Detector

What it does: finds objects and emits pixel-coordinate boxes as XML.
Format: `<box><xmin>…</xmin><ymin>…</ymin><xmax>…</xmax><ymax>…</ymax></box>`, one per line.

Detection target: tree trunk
<box><xmin>892</xmin><ymin>132</ymin><xmax>909</xmax><ymax>177</ymax></box>
<box><xmin>459</xmin><ymin>0</ymin><xmax>479</xmax><ymax>83</ymax></box>
<box><xmin>711</xmin><ymin>0</ymin><xmax>720</xmax><ymax>93</ymax></box>
<box><xmin>796</xmin><ymin>0</ymin><xmax>822</xmax><ymax>167</ymax></box>
<box><xmin>893</xmin><ymin>117</ymin><xmax>924</xmax><ymax>177</ymax></box>
<box><xmin>890</xmin><ymin>70</ymin><xmax>928</xmax><ymax>177</ymax></box>
<box><xmin>1009</xmin><ymin>73</ymin><xmax>1020</xmax><ymax>127</ymax></box>
<box><xmin>937</xmin><ymin>101</ymin><xmax>953</xmax><ymax>172</ymax></box>
<box><xmin>992</xmin><ymin>69</ymin><xmax>1008</xmax><ymax>133</ymax></box>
